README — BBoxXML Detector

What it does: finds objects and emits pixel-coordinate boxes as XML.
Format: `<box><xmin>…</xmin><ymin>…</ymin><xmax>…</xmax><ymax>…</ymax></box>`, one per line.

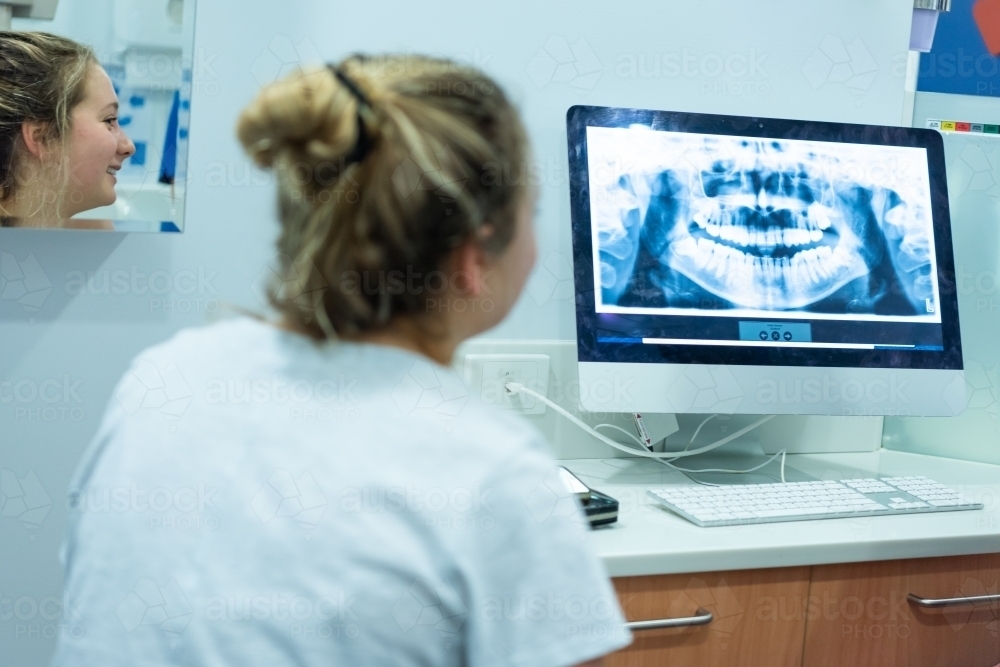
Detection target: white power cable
<box><xmin>505</xmin><ymin>381</ymin><xmax>774</xmax><ymax>460</ymax></box>
<box><xmin>593</xmin><ymin>422</ymin><xmax>785</xmax><ymax>483</ymax></box>
<box><xmin>688</xmin><ymin>414</ymin><xmax>717</xmax><ymax>447</ymax></box>
<box><xmin>594</xmin><ymin>423</ymin><xmax>646</xmax><ymax>447</ymax></box>
<box><xmin>654</xmin><ymin>449</ymin><xmax>787</xmax><ymax>484</ymax></box>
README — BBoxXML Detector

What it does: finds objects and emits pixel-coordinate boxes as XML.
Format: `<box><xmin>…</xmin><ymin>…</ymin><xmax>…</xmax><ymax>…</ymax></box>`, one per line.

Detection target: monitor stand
<box><xmin>668</xmin><ymin>443</ymin><xmax>816</xmax><ymax>486</ymax></box>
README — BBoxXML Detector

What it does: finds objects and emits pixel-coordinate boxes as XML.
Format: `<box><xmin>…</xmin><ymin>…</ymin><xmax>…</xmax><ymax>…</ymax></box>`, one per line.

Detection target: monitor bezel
<box><xmin>567</xmin><ymin>105</ymin><xmax>963</xmax><ymax>371</ymax></box>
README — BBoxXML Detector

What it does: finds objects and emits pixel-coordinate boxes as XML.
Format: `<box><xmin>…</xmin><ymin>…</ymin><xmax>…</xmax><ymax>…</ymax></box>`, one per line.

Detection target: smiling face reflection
<box><xmin>0</xmin><ymin>63</ymin><xmax>135</xmax><ymax>227</ymax></box>
<box><xmin>1</xmin><ymin>27</ymin><xmax>190</xmax><ymax>232</ymax></box>
<box><xmin>64</xmin><ymin>65</ymin><xmax>136</xmax><ymax>216</ymax></box>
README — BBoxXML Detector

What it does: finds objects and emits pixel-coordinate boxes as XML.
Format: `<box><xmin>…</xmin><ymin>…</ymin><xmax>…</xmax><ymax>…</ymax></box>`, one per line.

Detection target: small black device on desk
<box><xmin>559</xmin><ymin>467</ymin><xmax>619</xmax><ymax>528</ymax></box>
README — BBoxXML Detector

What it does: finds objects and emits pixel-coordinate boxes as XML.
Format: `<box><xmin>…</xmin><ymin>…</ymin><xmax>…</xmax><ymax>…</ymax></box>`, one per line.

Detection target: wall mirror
<box><xmin>1</xmin><ymin>0</ymin><xmax>194</xmax><ymax>232</ymax></box>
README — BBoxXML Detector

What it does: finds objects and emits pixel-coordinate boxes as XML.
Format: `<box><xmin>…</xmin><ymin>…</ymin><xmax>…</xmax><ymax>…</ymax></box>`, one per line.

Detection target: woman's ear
<box><xmin>452</xmin><ymin>234</ymin><xmax>491</xmax><ymax>298</ymax></box>
<box><xmin>20</xmin><ymin>121</ymin><xmax>51</xmax><ymax>159</ymax></box>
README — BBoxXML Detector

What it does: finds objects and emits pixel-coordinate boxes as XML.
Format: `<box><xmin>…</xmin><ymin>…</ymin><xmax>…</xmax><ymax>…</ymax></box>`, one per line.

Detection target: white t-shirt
<box><xmin>52</xmin><ymin>317</ymin><xmax>630</xmax><ymax>666</ymax></box>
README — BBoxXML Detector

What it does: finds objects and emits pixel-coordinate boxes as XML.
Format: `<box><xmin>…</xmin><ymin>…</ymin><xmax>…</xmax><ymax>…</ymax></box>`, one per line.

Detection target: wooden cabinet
<box><xmin>610</xmin><ymin>555</ymin><xmax>1000</xmax><ymax>667</ymax></box>
<box><xmin>802</xmin><ymin>554</ymin><xmax>1000</xmax><ymax>667</ymax></box>
<box><xmin>609</xmin><ymin>566</ymin><xmax>811</xmax><ymax>667</ymax></box>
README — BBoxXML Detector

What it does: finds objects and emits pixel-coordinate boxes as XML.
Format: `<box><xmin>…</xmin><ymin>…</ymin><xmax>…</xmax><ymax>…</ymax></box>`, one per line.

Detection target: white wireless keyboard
<box><xmin>648</xmin><ymin>476</ymin><xmax>982</xmax><ymax>527</ymax></box>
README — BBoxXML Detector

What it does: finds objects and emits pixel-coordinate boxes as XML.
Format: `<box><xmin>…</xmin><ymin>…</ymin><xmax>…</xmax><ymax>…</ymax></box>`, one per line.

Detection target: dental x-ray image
<box><xmin>589</xmin><ymin>127</ymin><xmax>941</xmax><ymax>321</ymax></box>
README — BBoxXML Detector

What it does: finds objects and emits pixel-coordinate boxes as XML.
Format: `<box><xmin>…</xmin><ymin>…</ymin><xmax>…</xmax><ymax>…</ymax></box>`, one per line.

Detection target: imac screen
<box><xmin>569</xmin><ymin>107</ymin><xmax>962</xmax><ymax>369</ymax></box>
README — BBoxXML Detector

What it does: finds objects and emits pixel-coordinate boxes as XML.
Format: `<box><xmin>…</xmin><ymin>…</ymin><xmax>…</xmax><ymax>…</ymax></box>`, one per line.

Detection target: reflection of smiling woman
<box><xmin>0</xmin><ymin>31</ymin><xmax>135</xmax><ymax>229</ymax></box>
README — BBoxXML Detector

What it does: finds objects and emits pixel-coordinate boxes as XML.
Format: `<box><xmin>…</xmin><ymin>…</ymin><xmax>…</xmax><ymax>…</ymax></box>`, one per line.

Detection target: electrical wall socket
<box><xmin>456</xmin><ymin>340</ymin><xmax>645</xmax><ymax>459</ymax></box>
<box><xmin>463</xmin><ymin>354</ymin><xmax>550</xmax><ymax>414</ymax></box>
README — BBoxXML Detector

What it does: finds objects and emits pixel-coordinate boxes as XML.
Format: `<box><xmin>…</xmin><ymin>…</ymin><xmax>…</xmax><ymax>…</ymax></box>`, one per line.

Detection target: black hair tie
<box><xmin>328</xmin><ymin>63</ymin><xmax>373</xmax><ymax>165</ymax></box>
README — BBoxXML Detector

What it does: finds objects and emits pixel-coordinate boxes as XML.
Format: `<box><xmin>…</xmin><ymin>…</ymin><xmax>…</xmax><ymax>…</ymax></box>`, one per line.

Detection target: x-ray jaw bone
<box><xmin>596</xmin><ymin>172</ymin><xmax>652</xmax><ymax>303</ymax></box>
<box><xmin>596</xmin><ymin>136</ymin><xmax>935</xmax><ymax>313</ymax></box>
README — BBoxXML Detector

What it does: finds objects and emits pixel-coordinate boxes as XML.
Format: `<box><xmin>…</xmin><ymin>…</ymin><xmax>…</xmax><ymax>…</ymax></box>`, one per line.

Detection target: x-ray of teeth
<box><xmin>587</xmin><ymin>127</ymin><xmax>940</xmax><ymax>320</ymax></box>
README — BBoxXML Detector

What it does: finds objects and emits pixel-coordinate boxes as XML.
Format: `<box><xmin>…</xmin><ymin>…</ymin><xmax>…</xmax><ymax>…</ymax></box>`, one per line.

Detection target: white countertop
<box><xmin>563</xmin><ymin>450</ymin><xmax>1000</xmax><ymax>578</ymax></box>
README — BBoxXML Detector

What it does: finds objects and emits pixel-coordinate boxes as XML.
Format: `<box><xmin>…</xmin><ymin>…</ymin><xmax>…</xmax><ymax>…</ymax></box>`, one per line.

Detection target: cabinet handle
<box><xmin>907</xmin><ymin>593</ymin><xmax>1000</xmax><ymax>609</ymax></box>
<box><xmin>625</xmin><ymin>608</ymin><xmax>714</xmax><ymax>631</ymax></box>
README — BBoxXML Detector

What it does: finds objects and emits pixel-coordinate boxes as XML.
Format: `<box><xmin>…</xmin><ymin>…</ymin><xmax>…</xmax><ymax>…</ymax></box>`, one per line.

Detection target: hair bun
<box><xmin>237</xmin><ymin>67</ymin><xmax>363</xmax><ymax>169</ymax></box>
<box><xmin>237</xmin><ymin>54</ymin><xmax>528</xmax><ymax>340</ymax></box>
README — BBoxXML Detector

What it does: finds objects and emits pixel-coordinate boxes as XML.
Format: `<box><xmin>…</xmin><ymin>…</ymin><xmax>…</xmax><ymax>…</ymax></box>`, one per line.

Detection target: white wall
<box><xmin>884</xmin><ymin>91</ymin><xmax>1000</xmax><ymax>465</ymax></box>
<box><xmin>0</xmin><ymin>1</ymin><xmax>914</xmax><ymax>663</ymax></box>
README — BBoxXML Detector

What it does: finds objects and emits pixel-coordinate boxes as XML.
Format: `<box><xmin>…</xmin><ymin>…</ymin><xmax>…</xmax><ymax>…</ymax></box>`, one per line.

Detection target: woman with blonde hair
<box><xmin>52</xmin><ymin>54</ymin><xmax>630</xmax><ymax>666</ymax></box>
<box><xmin>0</xmin><ymin>31</ymin><xmax>134</xmax><ymax>228</ymax></box>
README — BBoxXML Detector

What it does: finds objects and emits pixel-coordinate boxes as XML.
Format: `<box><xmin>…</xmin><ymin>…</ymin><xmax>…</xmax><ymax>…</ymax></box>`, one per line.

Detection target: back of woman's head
<box><xmin>0</xmin><ymin>31</ymin><xmax>96</xmax><ymax>203</ymax></box>
<box><xmin>237</xmin><ymin>54</ymin><xmax>529</xmax><ymax>339</ymax></box>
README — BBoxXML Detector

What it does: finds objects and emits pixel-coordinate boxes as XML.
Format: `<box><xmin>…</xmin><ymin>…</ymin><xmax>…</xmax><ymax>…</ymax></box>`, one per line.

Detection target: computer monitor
<box><xmin>567</xmin><ymin>105</ymin><xmax>965</xmax><ymax>417</ymax></box>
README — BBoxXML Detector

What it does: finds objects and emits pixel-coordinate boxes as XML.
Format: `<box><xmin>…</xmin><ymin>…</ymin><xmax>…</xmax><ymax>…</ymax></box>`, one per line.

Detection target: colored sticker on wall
<box><xmin>927</xmin><ymin>119</ymin><xmax>1000</xmax><ymax>136</ymax></box>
